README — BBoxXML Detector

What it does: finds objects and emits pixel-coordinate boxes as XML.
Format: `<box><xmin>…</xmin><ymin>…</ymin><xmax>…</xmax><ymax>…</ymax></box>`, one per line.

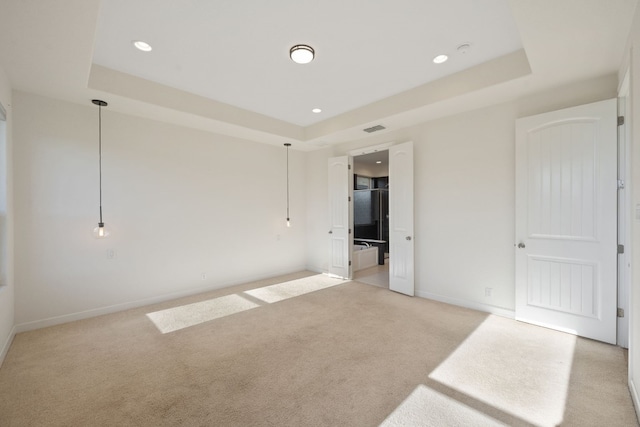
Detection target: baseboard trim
<box><xmin>417</xmin><ymin>290</ymin><xmax>515</xmax><ymax>319</ymax></box>
<box><xmin>0</xmin><ymin>325</ymin><xmax>16</xmax><ymax>368</ymax></box>
<box><xmin>15</xmin><ymin>267</ymin><xmax>308</xmax><ymax>333</ymax></box>
<box><xmin>304</xmin><ymin>265</ymin><xmax>325</xmax><ymax>275</ymax></box>
<box><xmin>630</xmin><ymin>378</ymin><xmax>640</xmax><ymax>423</ymax></box>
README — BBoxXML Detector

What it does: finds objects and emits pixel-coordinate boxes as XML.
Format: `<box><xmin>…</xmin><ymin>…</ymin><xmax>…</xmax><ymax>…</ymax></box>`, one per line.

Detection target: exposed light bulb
<box><xmin>286</xmin><ymin>218</ymin><xmax>291</xmax><ymax>228</ymax></box>
<box><xmin>93</xmin><ymin>222</ymin><xmax>110</xmax><ymax>239</ymax></box>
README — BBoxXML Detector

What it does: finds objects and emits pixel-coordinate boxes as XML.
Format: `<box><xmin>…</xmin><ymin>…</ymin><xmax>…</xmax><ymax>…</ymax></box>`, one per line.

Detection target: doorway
<box><xmin>352</xmin><ymin>150</ymin><xmax>390</xmax><ymax>288</ymax></box>
<box><xmin>328</xmin><ymin>141</ymin><xmax>414</xmax><ymax>295</ymax></box>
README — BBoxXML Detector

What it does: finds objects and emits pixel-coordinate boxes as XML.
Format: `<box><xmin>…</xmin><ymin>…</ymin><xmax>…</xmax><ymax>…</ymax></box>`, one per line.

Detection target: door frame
<box><xmin>618</xmin><ymin>70</ymin><xmax>631</xmax><ymax>348</ymax></box>
<box><xmin>347</xmin><ymin>141</ymin><xmax>415</xmax><ymax>295</ymax></box>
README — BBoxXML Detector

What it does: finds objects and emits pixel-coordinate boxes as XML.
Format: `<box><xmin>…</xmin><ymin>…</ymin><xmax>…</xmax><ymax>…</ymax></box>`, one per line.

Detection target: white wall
<box><xmin>306</xmin><ymin>75</ymin><xmax>618</xmax><ymax>315</ymax></box>
<box><xmin>13</xmin><ymin>91</ymin><xmax>307</xmax><ymax>328</ymax></box>
<box><xmin>0</xmin><ymin>65</ymin><xmax>14</xmax><ymax>364</ymax></box>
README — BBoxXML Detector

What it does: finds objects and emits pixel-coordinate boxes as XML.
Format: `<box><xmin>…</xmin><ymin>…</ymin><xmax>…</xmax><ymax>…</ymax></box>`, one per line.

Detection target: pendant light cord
<box><xmin>286</xmin><ymin>144</ymin><xmax>290</xmax><ymax>220</ymax></box>
<box><xmin>98</xmin><ymin>103</ymin><xmax>103</xmax><ymax>224</ymax></box>
<box><xmin>92</xmin><ymin>99</ymin><xmax>108</xmax><ymax>230</ymax></box>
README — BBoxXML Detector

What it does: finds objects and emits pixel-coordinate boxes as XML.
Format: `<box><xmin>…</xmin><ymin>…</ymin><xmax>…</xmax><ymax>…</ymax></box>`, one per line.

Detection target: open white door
<box><xmin>389</xmin><ymin>141</ymin><xmax>414</xmax><ymax>296</ymax></box>
<box><xmin>328</xmin><ymin>156</ymin><xmax>353</xmax><ymax>279</ymax></box>
<box><xmin>515</xmin><ymin>99</ymin><xmax>617</xmax><ymax>344</ymax></box>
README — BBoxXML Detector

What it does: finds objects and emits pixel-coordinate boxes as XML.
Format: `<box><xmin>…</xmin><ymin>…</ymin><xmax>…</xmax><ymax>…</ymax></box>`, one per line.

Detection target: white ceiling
<box><xmin>93</xmin><ymin>0</ymin><xmax>522</xmax><ymax>127</ymax></box>
<box><xmin>0</xmin><ymin>0</ymin><xmax>637</xmax><ymax>151</ymax></box>
<box><xmin>355</xmin><ymin>151</ymin><xmax>389</xmax><ymax>168</ymax></box>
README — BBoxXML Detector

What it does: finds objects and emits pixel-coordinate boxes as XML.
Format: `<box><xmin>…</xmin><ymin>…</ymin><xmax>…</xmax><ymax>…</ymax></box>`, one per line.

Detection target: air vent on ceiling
<box><xmin>363</xmin><ymin>124</ymin><xmax>386</xmax><ymax>133</ymax></box>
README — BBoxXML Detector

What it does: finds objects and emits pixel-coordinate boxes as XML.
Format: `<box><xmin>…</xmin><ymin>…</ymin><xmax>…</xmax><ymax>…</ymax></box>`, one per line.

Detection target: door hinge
<box><xmin>348</xmin><ymin>196</ymin><xmax>351</xmax><ymax>202</ymax></box>
<box><xmin>349</xmin><ymin>229</ymin><xmax>352</xmax><ymax>234</ymax></box>
<box><xmin>348</xmin><ymin>164</ymin><xmax>352</xmax><ymax>170</ymax></box>
<box><xmin>618</xmin><ymin>244</ymin><xmax>625</xmax><ymax>254</ymax></box>
<box><xmin>349</xmin><ymin>260</ymin><xmax>352</xmax><ymax>266</ymax></box>
<box><xmin>618</xmin><ymin>116</ymin><xmax>625</xmax><ymax>126</ymax></box>
<box><xmin>618</xmin><ymin>179</ymin><xmax>625</xmax><ymax>190</ymax></box>
<box><xmin>618</xmin><ymin>308</ymin><xmax>625</xmax><ymax>318</ymax></box>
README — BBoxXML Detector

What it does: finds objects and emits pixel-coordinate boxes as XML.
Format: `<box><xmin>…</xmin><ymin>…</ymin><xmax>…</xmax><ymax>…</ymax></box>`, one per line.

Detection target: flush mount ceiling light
<box><xmin>133</xmin><ymin>40</ymin><xmax>152</xmax><ymax>52</ymax></box>
<box><xmin>91</xmin><ymin>99</ymin><xmax>110</xmax><ymax>238</ymax></box>
<box><xmin>433</xmin><ymin>54</ymin><xmax>448</xmax><ymax>64</ymax></box>
<box><xmin>312</xmin><ymin>108</ymin><xmax>322</xmax><ymax>113</ymax></box>
<box><xmin>290</xmin><ymin>45</ymin><xmax>314</xmax><ymax>64</ymax></box>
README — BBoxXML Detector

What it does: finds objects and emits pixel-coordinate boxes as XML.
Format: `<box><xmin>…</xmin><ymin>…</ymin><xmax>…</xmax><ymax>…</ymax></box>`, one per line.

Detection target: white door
<box><xmin>515</xmin><ymin>99</ymin><xmax>617</xmax><ymax>344</ymax></box>
<box><xmin>328</xmin><ymin>156</ymin><xmax>353</xmax><ymax>279</ymax></box>
<box><xmin>389</xmin><ymin>141</ymin><xmax>415</xmax><ymax>296</ymax></box>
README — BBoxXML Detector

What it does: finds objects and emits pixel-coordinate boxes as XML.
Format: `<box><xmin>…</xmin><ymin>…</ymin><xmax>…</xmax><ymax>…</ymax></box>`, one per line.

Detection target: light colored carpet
<box><xmin>147</xmin><ymin>275</ymin><xmax>346</xmax><ymax>333</ymax></box>
<box><xmin>380</xmin><ymin>385</ymin><xmax>507</xmax><ymax>426</ymax></box>
<box><xmin>243</xmin><ymin>274</ymin><xmax>347</xmax><ymax>303</ymax></box>
<box><xmin>147</xmin><ymin>294</ymin><xmax>260</xmax><ymax>333</ymax></box>
<box><xmin>0</xmin><ymin>271</ymin><xmax>637</xmax><ymax>426</ymax></box>
<box><xmin>429</xmin><ymin>316</ymin><xmax>575</xmax><ymax>426</ymax></box>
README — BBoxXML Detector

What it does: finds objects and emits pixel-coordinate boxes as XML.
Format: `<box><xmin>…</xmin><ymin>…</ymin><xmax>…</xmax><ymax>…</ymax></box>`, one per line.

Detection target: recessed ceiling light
<box><xmin>312</xmin><ymin>108</ymin><xmax>322</xmax><ymax>113</ymax></box>
<box><xmin>433</xmin><ymin>54</ymin><xmax>448</xmax><ymax>64</ymax></box>
<box><xmin>290</xmin><ymin>45</ymin><xmax>314</xmax><ymax>64</ymax></box>
<box><xmin>133</xmin><ymin>40</ymin><xmax>152</xmax><ymax>52</ymax></box>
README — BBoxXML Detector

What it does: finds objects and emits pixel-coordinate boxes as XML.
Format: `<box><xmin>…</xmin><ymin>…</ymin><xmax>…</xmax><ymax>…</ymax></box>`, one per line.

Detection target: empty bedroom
<box><xmin>1</xmin><ymin>0</ymin><xmax>640</xmax><ymax>425</ymax></box>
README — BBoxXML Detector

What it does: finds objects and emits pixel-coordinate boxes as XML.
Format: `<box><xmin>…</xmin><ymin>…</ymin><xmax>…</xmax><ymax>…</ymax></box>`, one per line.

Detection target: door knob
<box><xmin>517</xmin><ymin>242</ymin><xmax>525</xmax><ymax>248</ymax></box>
<box><xmin>406</xmin><ymin>236</ymin><xmax>412</xmax><ymax>241</ymax></box>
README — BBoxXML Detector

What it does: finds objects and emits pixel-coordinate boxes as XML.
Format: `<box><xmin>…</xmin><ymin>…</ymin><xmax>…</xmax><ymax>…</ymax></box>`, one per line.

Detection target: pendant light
<box><xmin>92</xmin><ymin>99</ymin><xmax>110</xmax><ymax>238</ymax></box>
<box><xmin>284</xmin><ymin>143</ymin><xmax>292</xmax><ymax>227</ymax></box>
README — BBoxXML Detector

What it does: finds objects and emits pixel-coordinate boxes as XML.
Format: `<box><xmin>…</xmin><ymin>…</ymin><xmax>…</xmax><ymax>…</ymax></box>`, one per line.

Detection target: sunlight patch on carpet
<box><xmin>380</xmin><ymin>385</ymin><xmax>507</xmax><ymax>426</ymax></box>
<box><xmin>243</xmin><ymin>275</ymin><xmax>347</xmax><ymax>303</ymax></box>
<box><xmin>146</xmin><ymin>294</ymin><xmax>259</xmax><ymax>333</ymax></box>
<box><xmin>146</xmin><ymin>274</ymin><xmax>347</xmax><ymax>333</ymax></box>
<box><xmin>429</xmin><ymin>316</ymin><xmax>576</xmax><ymax>427</ymax></box>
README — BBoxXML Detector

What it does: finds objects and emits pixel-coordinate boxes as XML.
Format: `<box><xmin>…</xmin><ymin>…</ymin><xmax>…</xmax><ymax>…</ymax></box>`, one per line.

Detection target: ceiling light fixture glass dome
<box><xmin>290</xmin><ymin>45</ymin><xmax>314</xmax><ymax>64</ymax></box>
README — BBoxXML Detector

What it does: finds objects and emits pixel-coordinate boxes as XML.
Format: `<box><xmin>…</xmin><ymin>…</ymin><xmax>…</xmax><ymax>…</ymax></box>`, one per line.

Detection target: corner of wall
<box><xmin>0</xmin><ymin>325</ymin><xmax>16</xmax><ymax>367</ymax></box>
<box><xmin>0</xmin><ymin>64</ymin><xmax>14</xmax><ymax>368</ymax></box>
<box><xmin>630</xmin><ymin>377</ymin><xmax>640</xmax><ymax>424</ymax></box>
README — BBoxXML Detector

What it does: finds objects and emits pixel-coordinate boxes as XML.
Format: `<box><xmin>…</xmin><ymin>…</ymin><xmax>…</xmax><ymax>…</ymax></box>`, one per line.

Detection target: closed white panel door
<box><xmin>515</xmin><ymin>99</ymin><xmax>617</xmax><ymax>344</ymax></box>
<box><xmin>389</xmin><ymin>141</ymin><xmax>414</xmax><ymax>296</ymax></box>
<box><xmin>328</xmin><ymin>156</ymin><xmax>352</xmax><ymax>279</ymax></box>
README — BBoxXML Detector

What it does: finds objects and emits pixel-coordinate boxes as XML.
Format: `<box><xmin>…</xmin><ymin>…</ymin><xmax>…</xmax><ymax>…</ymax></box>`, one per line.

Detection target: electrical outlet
<box><xmin>106</xmin><ymin>249</ymin><xmax>116</xmax><ymax>260</ymax></box>
<box><xmin>485</xmin><ymin>287</ymin><xmax>492</xmax><ymax>297</ymax></box>
<box><xmin>201</xmin><ymin>273</ymin><xmax>207</xmax><ymax>280</ymax></box>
